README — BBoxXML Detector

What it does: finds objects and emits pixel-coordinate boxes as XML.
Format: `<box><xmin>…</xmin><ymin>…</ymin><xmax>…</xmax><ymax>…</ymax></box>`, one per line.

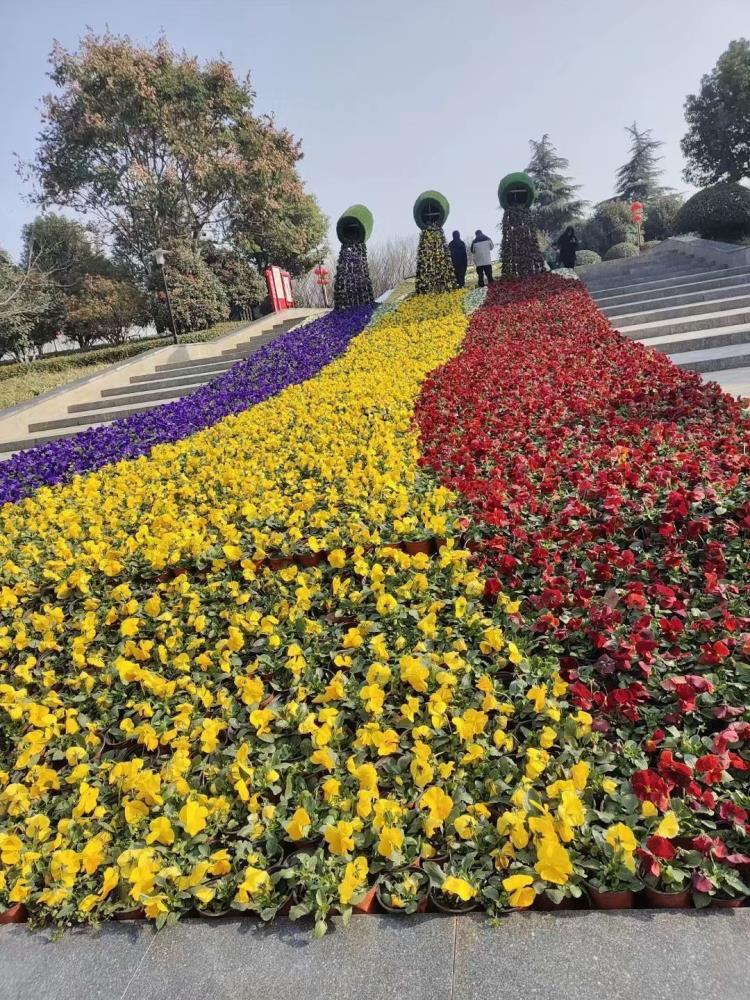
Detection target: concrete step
<box><xmin>100</xmin><ymin>377</ymin><xmax>212</xmax><ymax>400</ymax></box>
<box><xmin>154</xmin><ymin>333</ymin><xmax>281</xmax><ymax>374</ymax></box>
<box><xmin>149</xmin><ymin>317</ymin><xmax>300</xmax><ymax>374</ymax></box>
<box><xmin>636</xmin><ymin>322</ymin><xmax>750</xmax><ymax>355</ymax></box>
<box><xmin>129</xmin><ymin>366</ymin><xmax>232</xmax><ymax>389</ymax></box>
<box><xmin>590</xmin><ymin>264</ymin><xmax>750</xmax><ymax>300</ymax></box>
<box><xmin>68</xmin><ymin>382</ymin><xmax>201</xmax><ymax>412</ymax></box>
<box><xmin>612</xmin><ymin>292</ymin><xmax>750</xmax><ymax>328</ymax></box>
<box><xmin>29</xmin><ymin>397</ymin><xmax>168</xmax><ymax>433</ymax></box>
<box><xmin>601</xmin><ymin>279</ymin><xmax>750</xmax><ymax>318</ymax></box>
<box><xmin>618</xmin><ymin>305</ymin><xmax>750</xmax><ymax>341</ymax></box>
<box><xmin>585</xmin><ymin>251</ymin><xmax>692</xmax><ymax>273</ymax></box>
<box><xmin>584</xmin><ymin>261</ymin><xmax>715</xmax><ymax>291</ymax></box>
<box><xmin>151</xmin><ymin>356</ymin><xmax>240</xmax><ymax>377</ymax></box>
<box><xmin>0</xmin><ymin>311</ymin><xmax>319</xmax><ymax>457</ymax></box>
<box><xmin>0</xmin><ymin>424</ymin><xmax>103</xmax><ymax>455</ymax></box>
<box><xmin>670</xmin><ymin>341</ymin><xmax>750</xmax><ymax>373</ymax></box>
<box><xmin>705</xmin><ymin>364</ymin><xmax>750</xmax><ymax>398</ymax></box>
<box><xmin>594</xmin><ymin>269</ymin><xmax>750</xmax><ymax>309</ymax></box>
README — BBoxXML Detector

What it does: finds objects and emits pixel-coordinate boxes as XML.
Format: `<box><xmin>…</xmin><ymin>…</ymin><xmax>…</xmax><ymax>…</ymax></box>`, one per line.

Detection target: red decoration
<box><xmin>265</xmin><ymin>266</ymin><xmax>295</xmax><ymax>312</ymax></box>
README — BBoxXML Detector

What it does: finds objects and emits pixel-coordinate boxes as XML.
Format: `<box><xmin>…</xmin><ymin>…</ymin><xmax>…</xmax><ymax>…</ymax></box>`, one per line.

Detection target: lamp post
<box><xmin>153</xmin><ymin>248</ymin><xmax>178</xmax><ymax>344</ymax></box>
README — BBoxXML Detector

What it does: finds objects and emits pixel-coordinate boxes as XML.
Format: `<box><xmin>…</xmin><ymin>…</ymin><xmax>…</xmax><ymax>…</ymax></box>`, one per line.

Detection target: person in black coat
<box><xmin>448</xmin><ymin>230</ymin><xmax>468</xmax><ymax>288</ymax></box>
<box><xmin>556</xmin><ymin>226</ymin><xmax>579</xmax><ymax>268</ymax></box>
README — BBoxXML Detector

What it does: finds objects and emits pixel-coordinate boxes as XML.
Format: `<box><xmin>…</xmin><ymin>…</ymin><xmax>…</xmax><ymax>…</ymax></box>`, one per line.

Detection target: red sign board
<box><xmin>265</xmin><ymin>266</ymin><xmax>295</xmax><ymax>312</ymax></box>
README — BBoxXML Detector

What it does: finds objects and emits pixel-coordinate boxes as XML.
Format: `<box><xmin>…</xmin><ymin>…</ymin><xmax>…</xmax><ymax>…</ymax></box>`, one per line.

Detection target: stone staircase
<box><xmin>580</xmin><ymin>242</ymin><xmax>750</xmax><ymax>400</ymax></box>
<box><xmin>0</xmin><ymin>311</ymin><xmax>319</xmax><ymax>456</ymax></box>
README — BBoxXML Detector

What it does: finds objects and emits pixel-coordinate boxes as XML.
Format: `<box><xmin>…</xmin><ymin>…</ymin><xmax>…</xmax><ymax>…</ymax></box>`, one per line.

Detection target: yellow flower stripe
<box><xmin>0</xmin><ymin>291</ymin><xmax>602</xmax><ymax>927</ymax></box>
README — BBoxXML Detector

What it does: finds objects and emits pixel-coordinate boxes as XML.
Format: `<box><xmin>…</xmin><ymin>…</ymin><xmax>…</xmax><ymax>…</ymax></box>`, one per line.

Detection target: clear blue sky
<box><xmin>1</xmin><ymin>0</ymin><xmax>748</xmax><ymax>258</ymax></box>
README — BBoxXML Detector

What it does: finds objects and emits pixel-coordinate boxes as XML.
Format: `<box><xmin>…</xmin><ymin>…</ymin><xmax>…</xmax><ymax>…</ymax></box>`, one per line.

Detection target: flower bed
<box><xmin>1</xmin><ymin>281</ymin><xmax>748</xmax><ymax>933</ymax></box>
<box><xmin>0</xmin><ymin>307</ymin><xmax>373</xmax><ymax>506</ymax></box>
<box><xmin>415</xmin><ymin>273</ymin><xmax>750</xmax><ymax>905</ymax></box>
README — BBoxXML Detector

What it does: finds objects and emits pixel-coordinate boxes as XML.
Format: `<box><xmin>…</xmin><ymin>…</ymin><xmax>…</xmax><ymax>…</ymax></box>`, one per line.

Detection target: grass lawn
<box><xmin>0</xmin><ymin>322</ymin><xmax>246</xmax><ymax>411</ymax></box>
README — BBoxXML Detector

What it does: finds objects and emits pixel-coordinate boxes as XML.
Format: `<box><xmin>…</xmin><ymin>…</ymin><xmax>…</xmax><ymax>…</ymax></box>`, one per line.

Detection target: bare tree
<box><xmin>367</xmin><ymin>235</ymin><xmax>418</xmax><ymax>298</ymax></box>
<box><xmin>292</xmin><ymin>251</ymin><xmax>336</xmax><ymax>308</ymax></box>
<box><xmin>293</xmin><ymin>234</ymin><xmax>418</xmax><ymax>308</ymax></box>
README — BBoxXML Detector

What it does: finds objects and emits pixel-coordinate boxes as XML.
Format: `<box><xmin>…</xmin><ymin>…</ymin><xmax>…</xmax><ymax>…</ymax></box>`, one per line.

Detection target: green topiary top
<box><xmin>413</xmin><ymin>190</ymin><xmax>450</xmax><ymax>229</ymax></box>
<box><xmin>498</xmin><ymin>172</ymin><xmax>536</xmax><ymax>210</ymax></box>
<box><xmin>336</xmin><ymin>205</ymin><xmax>374</xmax><ymax>244</ymax></box>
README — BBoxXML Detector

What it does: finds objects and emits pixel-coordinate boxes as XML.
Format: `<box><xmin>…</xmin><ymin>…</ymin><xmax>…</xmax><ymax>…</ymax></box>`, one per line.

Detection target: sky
<box><xmin>1</xmin><ymin>0</ymin><xmax>748</xmax><ymax>259</ymax></box>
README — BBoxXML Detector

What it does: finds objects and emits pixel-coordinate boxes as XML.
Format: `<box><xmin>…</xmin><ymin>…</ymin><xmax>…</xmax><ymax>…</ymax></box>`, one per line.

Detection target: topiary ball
<box><xmin>575</xmin><ymin>249</ymin><xmax>602</xmax><ymax>266</ymax></box>
<box><xmin>675</xmin><ymin>183</ymin><xmax>750</xmax><ymax>242</ymax></box>
<box><xmin>498</xmin><ymin>172</ymin><xmax>536</xmax><ymax>210</ymax></box>
<box><xmin>603</xmin><ymin>242</ymin><xmax>640</xmax><ymax>261</ymax></box>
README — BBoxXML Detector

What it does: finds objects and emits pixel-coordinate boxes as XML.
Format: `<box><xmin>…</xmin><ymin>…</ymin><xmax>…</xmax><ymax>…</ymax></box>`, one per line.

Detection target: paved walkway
<box><xmin>2</xmin><ymin>911</ymin><xmax>749</xmax><ymax>1000</ymax></box>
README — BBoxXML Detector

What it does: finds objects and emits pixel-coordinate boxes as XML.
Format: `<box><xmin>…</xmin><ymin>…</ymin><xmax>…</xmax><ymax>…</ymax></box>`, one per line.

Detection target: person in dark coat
<box><xmin>448</xmin><ymin>230</ymin><xmax>468</xmax><ymax>288</ymax></box>
<box><xmin>556</xmin><ymin>226</ymin><xmax>579</xmax><ymax>268</ymax></box>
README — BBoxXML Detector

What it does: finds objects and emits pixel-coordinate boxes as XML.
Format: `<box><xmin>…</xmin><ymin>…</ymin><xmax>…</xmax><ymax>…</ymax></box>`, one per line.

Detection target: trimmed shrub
<box><xmin>148</xmin><ymin>241</ymin><xmax>229</xmax><ymax>334</ymax></box>
<box><xmin>643</xmin><ymin>194</ymin><xmax>683</xmax><ymax>241</ymax></box>
<box><xmin>604</xmin><ymin>242</ymin><xmax>640</xmax><ymax>261</ymax></box>
<box><xmin>579</xmin><ymin>200</ymin><xmax>637</xmax><ymax>256</ymax></box>
<box><xmin>641</xmin><ymin>240</ymin><xmax>662</xmax><ymax>252</ymax></box>
<box><xmin>575</xmin><ymin>249</ymin><xmax>602</xmax><ymax>266</ymax></box>
<box><xmin>675</xmin><ymin>182</ymin><xmax>750</xmax><ymax>241</ymax></box>
<box><xmin>203</xmin><ymin>245</ymin><xmax>266</xmax><ymax>319</ymax></box>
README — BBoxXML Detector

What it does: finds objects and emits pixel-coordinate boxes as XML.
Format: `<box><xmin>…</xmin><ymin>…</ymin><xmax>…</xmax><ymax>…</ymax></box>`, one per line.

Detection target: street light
<box><xmin>152</xmin><ymin>248</ymin><xmax>178</xmax><ymax>345</ymax></box>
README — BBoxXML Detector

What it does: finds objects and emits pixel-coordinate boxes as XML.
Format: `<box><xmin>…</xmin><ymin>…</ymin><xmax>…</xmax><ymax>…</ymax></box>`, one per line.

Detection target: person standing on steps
<box><xmin>448</xmin><ymin>230</ymin><xmax>468</xmax><ymax>288</ymax></box>
<box><xmin>556</xmin><ymin>226</ymin><xmax>579</xmax><ymax>269</ymax></box>
<box><xmin>471</xmin><ymin>229</ymin><xmax>494</xmax><ymax>287</ymax></box>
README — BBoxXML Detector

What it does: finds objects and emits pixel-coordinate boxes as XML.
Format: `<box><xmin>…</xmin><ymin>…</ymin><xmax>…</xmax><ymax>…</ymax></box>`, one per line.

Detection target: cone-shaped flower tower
<box><xmin>498</xmin><ymin>173</ymin><xmax>546</xmax><ymax>279</ymax></box>
<box><xmin>413</xmin><ymin>190</ymin><xmax>457</xmax><ymax>295</ymax></box>
<box><xmin>333</xmin><ymin>205</ymin><xmax>375</xmax><ymax>310</ymax></box>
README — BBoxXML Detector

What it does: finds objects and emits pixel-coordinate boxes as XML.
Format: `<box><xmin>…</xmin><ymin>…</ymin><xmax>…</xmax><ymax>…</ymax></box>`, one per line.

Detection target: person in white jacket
<box><xmin>470</xmin><ymin>230</ymin><xmax>494</xmax><ymax>287</ymax></box>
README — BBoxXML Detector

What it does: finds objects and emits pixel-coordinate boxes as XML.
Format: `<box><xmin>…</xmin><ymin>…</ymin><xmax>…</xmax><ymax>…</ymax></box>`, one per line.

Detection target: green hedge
<box><xmin>603</xmin><ymin>242</ymin><xmax>640</xmax><ymax>261</ymax></box>
<box><xmin>675</xmin><ymin>183</ymin><xmax>750</xmax><ymax>241</ymax></box>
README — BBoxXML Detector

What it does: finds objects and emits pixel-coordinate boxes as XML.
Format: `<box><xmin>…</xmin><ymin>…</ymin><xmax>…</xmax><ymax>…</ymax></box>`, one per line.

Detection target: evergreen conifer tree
<box><xmin>615</xmin><ymin>123</ymin><xmax>668</xmax><ymax>202</ymax></box>
<box><xmin>525</xmin><ymin>134</ymin><xmax>586</xmax><ymax>238</ymax></box>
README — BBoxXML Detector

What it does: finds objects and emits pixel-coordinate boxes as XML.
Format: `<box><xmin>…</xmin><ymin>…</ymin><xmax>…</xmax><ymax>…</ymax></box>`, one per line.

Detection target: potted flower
<box><xmin>390</xmin><ymin>513</ymin><xmax>429</xmax><ymax>555</ymax></box>
<box><xmin>583</xmin><ymin>825</ymin><xmax>642</xmax><ymax>909</ymax></box>
<box><xmin>376</xmin><ymin>870</ymin><xmax>429</xmax><ymax>914</ymax></box>
<box><xmin>231</xmin><ymin>862</ymin><xmax>287</xmax><ymax>923</ymax></box>
<box><xmin>690</xmin><ymin>860</ymin><xmax>749</xmax><ymax>909</ymax></box>
<box><xmin>638</xmin><ymin>838</ymin><xmax>693</xmax><ymax>908</ymax></box>
<box><xmin>422</xmin><ymin>860</ymin><xmax>480</xmax><ymax>914</ymax></box>
<box><xmin>0</xmin><ymin>903</ymin><xmax>27</xmax><ymax>924</ymax></box>
<box><xmin>285</xmin><ymin>851</ymin><xmax>374</xmax><ymax>937</ymax></box>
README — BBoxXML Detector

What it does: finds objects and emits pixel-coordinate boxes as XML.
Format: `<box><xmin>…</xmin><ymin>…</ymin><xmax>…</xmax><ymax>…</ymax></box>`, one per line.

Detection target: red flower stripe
<box><xmin>415</xmin><ymin>275</ymin><xmax>750</xmax><ymax>739</ymax></box>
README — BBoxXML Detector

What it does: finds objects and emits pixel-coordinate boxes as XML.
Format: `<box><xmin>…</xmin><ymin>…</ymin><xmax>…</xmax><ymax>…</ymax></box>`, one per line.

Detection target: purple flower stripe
<box><xmin>0</xmin><ymin>306</ymin><xmax>373</xmax><ymax>506</ymax></box>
